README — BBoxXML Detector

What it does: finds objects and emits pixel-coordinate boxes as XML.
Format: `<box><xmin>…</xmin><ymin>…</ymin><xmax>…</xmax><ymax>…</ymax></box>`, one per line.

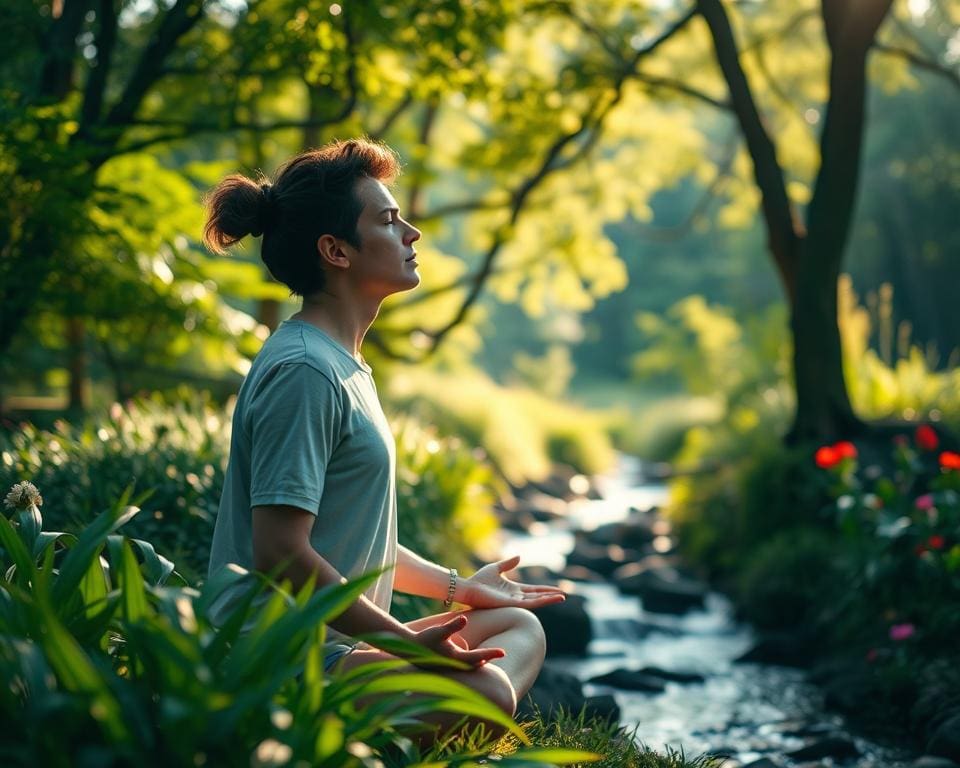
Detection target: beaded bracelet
<box><xmin>443</xmin><ymin>567</ymin><xmax>458</xmax><ymax>609</ymax></box>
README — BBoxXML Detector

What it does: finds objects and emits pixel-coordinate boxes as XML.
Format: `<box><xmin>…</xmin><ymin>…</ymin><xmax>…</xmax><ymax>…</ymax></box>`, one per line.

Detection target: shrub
<box><xmin>1</xmin><ymin>397</ymin><xmax>509</xmax><ymax>591</ymax></box>
<box><xmin>0</xmin><ymin>393</ymin><xmax>228</xmax><ymax>584</ymax></box>
<box><xmin>0</xmin><ymin>481</ymin><xmax>595</xmax><ymax>767</ymax></box>
<box><xmin>737</xmin><ymin>528</ymin><xmax>847</xmax><ymax>630</ymax></box>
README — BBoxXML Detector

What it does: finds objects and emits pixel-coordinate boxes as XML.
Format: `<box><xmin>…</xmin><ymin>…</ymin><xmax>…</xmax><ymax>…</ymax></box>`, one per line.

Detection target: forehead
<box><xmin>356</xmin><ymin>177</ymin><xmax>398</xmax><ymax>215</ymax></box>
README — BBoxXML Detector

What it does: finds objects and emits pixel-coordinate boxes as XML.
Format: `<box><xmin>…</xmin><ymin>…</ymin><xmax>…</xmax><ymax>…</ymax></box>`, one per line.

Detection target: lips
<box><xmin>405</xmin><ymin>252</ymin><xmax>417</xmax><ymax>262</ymax></box>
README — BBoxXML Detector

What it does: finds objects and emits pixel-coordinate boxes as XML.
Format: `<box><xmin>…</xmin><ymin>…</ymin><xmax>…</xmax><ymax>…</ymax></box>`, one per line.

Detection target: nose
<box><xmin>405</xmin><ymin>222</ymin><xmax>421</xmax><ymax>245</ymax></box>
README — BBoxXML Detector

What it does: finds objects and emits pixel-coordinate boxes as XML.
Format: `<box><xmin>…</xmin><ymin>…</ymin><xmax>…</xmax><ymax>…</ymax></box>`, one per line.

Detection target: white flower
<box><xmin>4</xmin><ymin>481</ymin><xmax>43</xmax><ymax>511</ymax></box>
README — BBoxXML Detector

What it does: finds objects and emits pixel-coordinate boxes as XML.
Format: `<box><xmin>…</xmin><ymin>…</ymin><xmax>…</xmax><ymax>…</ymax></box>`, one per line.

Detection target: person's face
<box><xmin>341</xmin><ymin>176</ymin><xmax>422</xmax><ymax>298</ymax></box>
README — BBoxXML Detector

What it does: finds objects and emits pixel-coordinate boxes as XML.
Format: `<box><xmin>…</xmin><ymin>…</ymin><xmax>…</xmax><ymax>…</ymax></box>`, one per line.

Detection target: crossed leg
<box><xmin>332</xmin><ymin>606</ymin><xmax>547</xmax><ymax>738</ymax></box>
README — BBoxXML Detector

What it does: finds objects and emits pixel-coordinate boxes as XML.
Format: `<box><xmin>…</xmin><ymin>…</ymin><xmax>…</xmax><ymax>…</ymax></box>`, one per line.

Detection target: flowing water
<box><xmin>499</xmin><ymin>454</ymin><xmax>916</xmax><ymax>767</ymax></box>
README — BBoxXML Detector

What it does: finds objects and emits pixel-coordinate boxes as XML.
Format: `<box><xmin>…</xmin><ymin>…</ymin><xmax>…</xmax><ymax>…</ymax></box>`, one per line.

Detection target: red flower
<box><xmin>915</xmin><ymin>543</ymin><xmax>927</xmax><ymax>557</ymax></box>
<box><xmin>815</xmin><ymin>445</ymin><xmax>840</xmax><ymax>469</ymax></box>
<box><xmin>834</xmin><ymin>441</ymin><xmax>858</xmax><ymax>459</ymax></box>
<box><xmin>916</xmin><ymin>425</ymin><xmax>939</xmax><ymax>451</ymax></box>
<box><xmin>893</xmin><ymin>434</ymin><xmax>909</xmax><ymax>447</ymax></box>
<box><xmin>928</xmin><ymin>535</ymin><xmax>946</xmax><ymax>550</ymax></box>
<box><xmin>940</xmin><ymin>451</ymin><xmax>960</xmax><ymax>471</ymax></box>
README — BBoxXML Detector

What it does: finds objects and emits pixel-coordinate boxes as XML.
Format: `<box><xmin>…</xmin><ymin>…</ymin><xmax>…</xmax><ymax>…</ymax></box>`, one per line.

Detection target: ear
<box><xmin>316</xmin><ymin>234</ymin><xmax>351</xmax><ymax>270</ymax></box>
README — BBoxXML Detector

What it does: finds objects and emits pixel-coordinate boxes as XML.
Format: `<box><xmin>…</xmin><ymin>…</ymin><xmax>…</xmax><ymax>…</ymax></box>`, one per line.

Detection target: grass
<box><xmin>399</xmin><ymin>708</ymin><xmax>721</xmax><ymax>768</ymax></box>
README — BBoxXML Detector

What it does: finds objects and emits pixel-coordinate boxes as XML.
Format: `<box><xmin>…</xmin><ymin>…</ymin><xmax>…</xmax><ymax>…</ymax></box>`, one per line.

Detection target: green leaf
<box><xmin>0</xmin><ymin>513</ymin><xmax>35</xmax><ymax>588</ymax></box>
<box><xmin>359</xmin><ymin>674</ymin><xmax>528</xmax><ymax>744</ymax></box>
<box><xmin>14</xmin><ymin>504</ymin><xmax>42</xmax><ymax>554</ymax></box>
<box><xmin>506</xmin><ymin>747</ymin><xmax>602</xmax><ymax>763</ymax></box>
<box><xmin>120</xmin><ymin>539</ymin><xmax>150</xmax><ymax>622</ymax></box>
<box><xmin>52</xmin><ymin>505</ymin><xmax>139</xmax><ymax>605</ymax></box>
<box><xmin>32</xmin><ymin>590</ymin><xmax>129</xmax><ymax>742</ymax></box>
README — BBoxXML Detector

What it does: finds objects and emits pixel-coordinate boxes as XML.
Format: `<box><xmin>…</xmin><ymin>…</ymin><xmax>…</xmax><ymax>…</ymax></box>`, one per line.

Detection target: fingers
<box><xmin>521</xmin><ymin>593</ymin><xmax>566</xmax><ymax>608</ymax></box>
<box><xmin>519</xmin><ymin>584</ymin><xmax>566</xmax><ymax>594</ymax></box>
<box><xmin>496</xmin><ymin>554</ymin><xmax>522</xmax><ymax>573</ymax></box>
<box><xmin>456</xmin><ymin>646</ymin><xmax>506</xmax><ymax>666</ymax></box>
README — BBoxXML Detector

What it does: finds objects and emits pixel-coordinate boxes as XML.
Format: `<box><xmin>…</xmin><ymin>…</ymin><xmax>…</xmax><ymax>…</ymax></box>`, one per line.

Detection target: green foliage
<box><xmin>737</xmin><ymin>528</ymin><xmax>847</xmax><ymax>630</ymax></box>
<box><xmin>0</xmin><ymin>482</ymin><xmax>570</xmax><ymax>767</ymax></box>
<box><xmin>387</xmin><ymin>368</ymin><xmax>616</xmax><ymax>485</ymax></box>
<box><xmin>1</xmin><ymin>394</ymin><xmax>512</xmax><ymax>589</ymax></box>
<box><xmin>488</xmin><ymin>708</ymin><xmax>720</xmax><ymax>768</ymax></box>
<box><xmin>0</xmin><ymin>393</ymin><xmax>229</xmax><ymax>585</ymax></box>
<box><xmin>395</xmin><ymin>418</ymin><xmax>501</xmax><ymax>572</ymax></box>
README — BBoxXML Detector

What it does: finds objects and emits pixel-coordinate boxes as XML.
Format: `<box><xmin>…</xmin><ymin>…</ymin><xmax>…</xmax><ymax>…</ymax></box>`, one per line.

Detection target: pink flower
<box><xmin>914</xmin><ymin>494</ymin><xmax>935</xmax><ymax>511</ymax></box>
<box><xmin>889</xmin><ymin>623</ymin><xmax>915</xmax><ymax>641</ymax></box>
<box><xmin>866</xmin><ymin>648</ymin><xmax>879</xmax><ymax>663</ymax></box>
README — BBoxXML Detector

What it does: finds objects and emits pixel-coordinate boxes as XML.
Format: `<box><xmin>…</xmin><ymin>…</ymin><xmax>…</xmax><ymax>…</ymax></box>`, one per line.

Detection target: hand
<box><xmin>408</xmin><ymin>614</ymin><xmax>505</xmax><ymax>670</ymax></box>
<box><xmin>457</xmin><ymin>555</ymin><xmax>566</xmax><ymax>610</ymax></box>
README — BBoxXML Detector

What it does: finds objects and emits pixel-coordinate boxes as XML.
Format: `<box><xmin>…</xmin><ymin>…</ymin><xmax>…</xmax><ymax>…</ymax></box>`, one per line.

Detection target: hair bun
<box><xmin>252</xmin><ymin>182</ymin><xmax>275</xmax><ymax>238</ymax></box>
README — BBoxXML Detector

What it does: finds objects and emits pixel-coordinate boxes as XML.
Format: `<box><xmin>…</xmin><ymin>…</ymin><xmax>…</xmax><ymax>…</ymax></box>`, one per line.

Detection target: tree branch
<box><xmin>696</xmin><ymin>0</ymin><xmax>800</xmax><ymax>299</ymax></box>
<box><xmin>103</xmin><ymin>0</ymin><xmax>205</xmax><ymax>132</ymax></box>
<box><xmin>874</xmin><ymin>42</ymin><xmax>960</xmax><ymax>89</ymax></box>
<box><xmin>369</xmin><ymin>91</ymin><xmax>415</xmax><ymax>140</ymax></box>
<box><xmin>633</xmin><ymin>72</ymin><xmax>731</xmax><ymax>110</ymax></box>
<box><xmin>80</xmin><ymin>0</ymin><xmax>119</xmax><ymax>129</ymax></box>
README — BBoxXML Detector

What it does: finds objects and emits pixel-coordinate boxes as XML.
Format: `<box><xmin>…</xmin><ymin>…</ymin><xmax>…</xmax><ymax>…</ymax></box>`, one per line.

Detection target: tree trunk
<box><xmin>789</xmin><ymin>241</ymin><xmax>862</xmax><ymax>441</ymax></box>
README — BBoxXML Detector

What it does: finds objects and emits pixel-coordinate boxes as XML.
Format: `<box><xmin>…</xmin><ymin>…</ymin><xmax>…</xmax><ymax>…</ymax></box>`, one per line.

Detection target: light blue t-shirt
<box><xmin>206</xmin><ymin>319</ymin><xmax>397</xmax><ymax>641</ymax></box>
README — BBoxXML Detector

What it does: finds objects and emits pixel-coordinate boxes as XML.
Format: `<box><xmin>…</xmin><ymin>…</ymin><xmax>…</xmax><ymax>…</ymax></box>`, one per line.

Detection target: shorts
<box><xmin>323</xmin><ymin>642</ymin><xmax>356</xmax><ymax>672</ymax></box>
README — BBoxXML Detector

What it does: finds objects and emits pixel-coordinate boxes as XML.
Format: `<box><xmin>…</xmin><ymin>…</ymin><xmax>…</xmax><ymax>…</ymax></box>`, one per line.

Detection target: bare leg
<box><xmin>405</xmin><ymin>607</ymin><xmax>546</xmax><ymax>700</ymax></box>
<box><xmin>331</xmin><ymin>607</ymin><xmax>546</xmax><ymax>741</ymax></box>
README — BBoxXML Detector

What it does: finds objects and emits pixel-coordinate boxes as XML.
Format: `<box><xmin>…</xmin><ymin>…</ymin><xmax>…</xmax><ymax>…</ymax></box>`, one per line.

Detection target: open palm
<box><xmin>458</xmin><ymin>555</ymin><xmax>566</xmax><ymax>609</ymax></box>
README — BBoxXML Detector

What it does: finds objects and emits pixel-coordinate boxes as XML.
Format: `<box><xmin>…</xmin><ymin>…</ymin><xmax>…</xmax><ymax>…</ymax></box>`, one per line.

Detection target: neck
<box><xmin>293</xmin><ymin>288</ymin><xmax>381</xmax><ymax>359</ymax></box>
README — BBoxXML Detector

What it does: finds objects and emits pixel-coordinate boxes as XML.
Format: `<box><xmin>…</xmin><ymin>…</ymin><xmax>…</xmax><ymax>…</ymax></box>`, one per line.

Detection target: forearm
<box><xmin>262</xmin><ymin>543</ymin><xmax>416</xmax><ymax>641</ymax></box>
<box><xmin>393</xmin><ymin>544</ymin><xmax>464</xmax><ymax>602</ymax></box>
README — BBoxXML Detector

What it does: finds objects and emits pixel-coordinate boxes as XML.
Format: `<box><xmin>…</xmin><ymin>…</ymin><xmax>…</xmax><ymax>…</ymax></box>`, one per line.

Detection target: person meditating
<box><xmin>202</xmin><ymin>138</ymin><xmax>564</xmax><ymax>737</ymax></box>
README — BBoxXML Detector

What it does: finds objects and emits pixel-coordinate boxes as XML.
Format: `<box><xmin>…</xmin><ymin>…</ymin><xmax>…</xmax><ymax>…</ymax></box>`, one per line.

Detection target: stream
<box><xmin>499</xmin><ymin>454</ymin><xmax>917</xmax><ymax>767</ymax></box>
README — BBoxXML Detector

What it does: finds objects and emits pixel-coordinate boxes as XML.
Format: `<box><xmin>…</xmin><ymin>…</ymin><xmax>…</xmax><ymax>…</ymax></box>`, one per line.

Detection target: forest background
<box><xmin>2</xmin><ymin>0</ymin><xmax>960</xmax><ymax>763</ymax></box>
<box><xmin>3</xmin><ymin>0</ymin><xmax>958</xmax><ymax>452</ymax></box>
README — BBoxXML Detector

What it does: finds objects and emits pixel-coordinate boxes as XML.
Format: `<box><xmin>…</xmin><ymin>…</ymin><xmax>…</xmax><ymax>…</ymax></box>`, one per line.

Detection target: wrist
<box><xmin>442</xmin><ymin>567</ymin><xmax>459</xmax><ymax>609</ymax></box>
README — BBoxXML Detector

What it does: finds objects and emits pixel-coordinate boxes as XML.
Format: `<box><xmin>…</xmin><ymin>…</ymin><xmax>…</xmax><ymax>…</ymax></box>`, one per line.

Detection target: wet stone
<box><xmin>928</xmin><ymin>713</ymin><xmax>960</xmax><ymax>762</ymax></box>
<box><xmin>587</xmin><ymin>668</ymin><xmax>668</xmax><ymax>693</ymax></box>
<box><xmin>533</xmin><ymin>593</ymin><xmax>592</xmax><ymax>657</ymax></box>
<box><xmin>736</xmin><ymin>631</ymin><xmax>817</xmax><ymax>668</ymax></box>
<box><xmin>785</xmin><ymin>735</ymin><xmax>860</xmax><ymax>761</ymax></box>
<box><xmin>584</xmin><ymin>694</ymin><xmax>620</xmax><ymax>724</ymax></box>
<box><xmin>911</xmin><ymin>757</ymin><xmax>960</xmax><ymax>768</ymax></box>
<box><xmin>637</xmin><ymin>665</ymin><xmax>705</xmax><ymax>684</ymax></box>
<box><xmin>741</xmin><ymin>759</ymin><xmax>783</xmax><ymax>768</ymax></box>
<box><xmin>520</xmin><ymin>664</ymin><xmax>585</xmax><ymax>719</ymax></box>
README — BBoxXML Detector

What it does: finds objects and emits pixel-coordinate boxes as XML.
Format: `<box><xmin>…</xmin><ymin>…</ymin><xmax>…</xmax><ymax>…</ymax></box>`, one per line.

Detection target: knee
<box><xmin>500</xmin><ymin>607</ymin><xmax>547</xmax><ymax>664</ymax></box>
<box><xmin>483</xmin><ymin>665</ymin><xmax>518</xmax><ymax>718</ymax></box>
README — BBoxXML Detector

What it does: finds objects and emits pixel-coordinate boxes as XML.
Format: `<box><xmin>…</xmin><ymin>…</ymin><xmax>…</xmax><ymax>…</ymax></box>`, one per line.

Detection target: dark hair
<box><xmin>202</xmin><ymin>138</ymin><xmax>401</xmax><ymax>296</ymax></box>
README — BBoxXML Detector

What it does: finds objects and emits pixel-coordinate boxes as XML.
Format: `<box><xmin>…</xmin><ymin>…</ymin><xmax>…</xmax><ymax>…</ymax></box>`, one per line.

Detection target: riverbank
<box><xmin>501</xmin><ymin>454</ymin><xmax>955</xmax><ymax>767</ymax></box>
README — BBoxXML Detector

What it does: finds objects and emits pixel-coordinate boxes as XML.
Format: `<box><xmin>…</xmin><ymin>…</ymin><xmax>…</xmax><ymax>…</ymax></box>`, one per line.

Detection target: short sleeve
<box><xmin>248</xmin><ymin>363</ymin><xmax>342</xmax><ymax>513</ymax></box>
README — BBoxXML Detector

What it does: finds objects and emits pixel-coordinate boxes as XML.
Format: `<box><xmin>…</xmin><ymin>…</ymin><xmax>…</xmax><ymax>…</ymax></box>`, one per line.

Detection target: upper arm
<box><xmin>251</xmin><ymin>504</ymin><xmax>316</xmax><ymax>572</ymax></box>
<box><xmin>248</xmin><ymin>363</ymin><xmax>342</xmax><ymax>512</ymax></box>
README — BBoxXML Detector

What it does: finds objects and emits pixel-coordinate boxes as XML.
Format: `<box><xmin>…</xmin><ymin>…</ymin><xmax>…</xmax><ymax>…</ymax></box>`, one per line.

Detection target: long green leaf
<box><xmin>359</xmin><ymin>674</ymin><xmax>528</xmax><ymax>744</ymax></box>
<box><xmin>32</xmin><ymin>587</ymin><xmax>129</xmax><ymax>743</ymax></box>
<box><xmin>52</xmin><ymin>505</ymin><xmax>139</xmax><ymax>605</ymax></box>
<box><xmin>120</xmin><ymin>539</ymin><xmax>149</xmax><ymax>623</ymax></box>
<box><xmin>506</xmin><ymin>747</ymin><xmax>602</xmax><ymax>763</ymax></box>
<box><xmin>14</xmin><ymin>504</ymin><xmax>42</xmax><ymax>555</ymax></box>
<box><xmin>32</xmin><ymin>530</ymin><xmax>77</xmax><ymax>560</ymax></box>
<box><xmin>0</xmin><ymin>513</ymin><xmax>35</xmax><ymax>588</ymax></box>
<box><xmin>224</xmin><ymin>573</ymin><xmax>379</xmax><ymax>683</ymax></box>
